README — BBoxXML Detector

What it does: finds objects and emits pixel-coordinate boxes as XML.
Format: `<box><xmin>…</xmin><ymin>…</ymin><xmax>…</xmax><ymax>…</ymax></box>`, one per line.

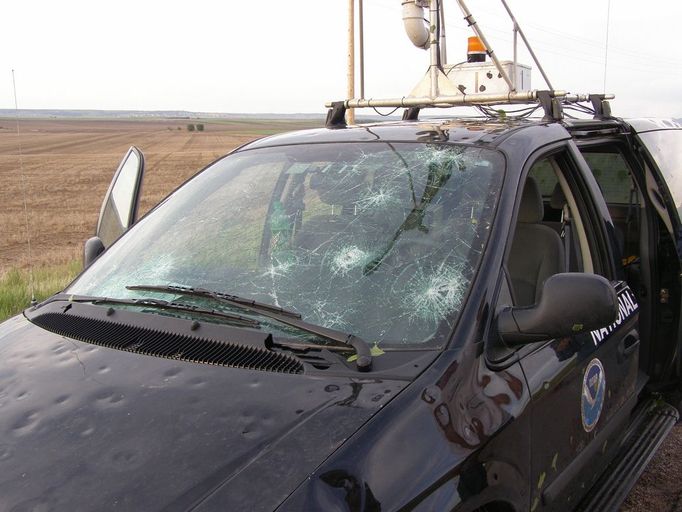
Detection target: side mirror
<box><xmin>497</xmin><ymin>273</ymin><xmax>618</xmax><ymax>345</ymax></box>
<box><xmin>96</xmin><ymin>146</ymin><xmax>145</xmax><ymax>248</ymax></box>
<box><xmin>83</xmin><ymin>236</ymin><xmax>105</xmax><ymax>268</ymax></box>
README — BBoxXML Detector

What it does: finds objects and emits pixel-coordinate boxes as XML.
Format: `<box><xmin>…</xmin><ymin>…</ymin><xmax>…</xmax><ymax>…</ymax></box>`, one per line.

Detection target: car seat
<box><xmin>509</xmin><ymin>177</ymin><xmax>565</xmax><ymax>306</ymax></box>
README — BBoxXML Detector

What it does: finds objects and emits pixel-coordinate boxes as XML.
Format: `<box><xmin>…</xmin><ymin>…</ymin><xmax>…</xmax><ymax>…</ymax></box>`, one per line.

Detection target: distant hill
<box><xmin>0</xmin><ymin>108</ymin><xmax>329</xmax><ymax>121</ymax></box>
<box><xmin>0</xmin><ymin>108</ymin><xmax>402</xmax><ymax>123</ymax></box>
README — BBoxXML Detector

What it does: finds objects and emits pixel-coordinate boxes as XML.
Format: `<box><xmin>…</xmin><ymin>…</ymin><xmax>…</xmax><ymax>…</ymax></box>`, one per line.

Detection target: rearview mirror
<box><xmin>497</xmin><ymin>273</ymin><xmax>618</xmax><ymax>345</ymax></box>
<box><xmin>96</xmin><ymin>146</ymin><xmax>145</xmax><ymax>248</ymax></box>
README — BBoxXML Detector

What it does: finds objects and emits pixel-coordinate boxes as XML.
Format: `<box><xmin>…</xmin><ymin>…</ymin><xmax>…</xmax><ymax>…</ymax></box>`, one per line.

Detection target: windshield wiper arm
<box><xmin>63</xmin><ymin>295</ymin><xmax>261</xmax><ymax>328</ymax></box>
<box><xmin>126</xmin><ymin>284</ymin><xmax>373</xmax><ymax>371</ymax></box>
<box><xmin>127</xmin><ymin>284</ymin><xmax>301</xmax><ymax>318</ymax></box>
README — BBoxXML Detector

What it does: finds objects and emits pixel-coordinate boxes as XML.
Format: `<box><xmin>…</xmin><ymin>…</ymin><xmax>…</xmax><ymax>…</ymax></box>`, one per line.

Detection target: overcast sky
<box><xmin>3</xmin><ymin>0</ymin><xmax>682</xmax><ymax>118</ymax></box>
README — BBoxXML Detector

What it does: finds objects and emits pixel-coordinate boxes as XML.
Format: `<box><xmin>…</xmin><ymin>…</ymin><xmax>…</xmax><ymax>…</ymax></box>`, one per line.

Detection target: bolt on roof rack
<box><xmin>327</xmin><ymin>0</ymin><xmax>615</xmax><ymax>127</ymax></box>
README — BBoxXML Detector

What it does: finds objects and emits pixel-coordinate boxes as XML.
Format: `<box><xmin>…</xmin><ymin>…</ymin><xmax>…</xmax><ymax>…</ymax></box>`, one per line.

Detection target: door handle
<box><xmin>619</xmin><ymin>330</ymin><xmax>640</xmax><ymax>361</ymax></box>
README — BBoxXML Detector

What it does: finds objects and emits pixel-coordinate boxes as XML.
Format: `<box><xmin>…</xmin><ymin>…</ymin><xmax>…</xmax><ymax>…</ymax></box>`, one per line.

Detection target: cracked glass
<box><xmin>69</xmin><ymin>142</ymin><xmax>504</xmax><ymax>346</ymax></box>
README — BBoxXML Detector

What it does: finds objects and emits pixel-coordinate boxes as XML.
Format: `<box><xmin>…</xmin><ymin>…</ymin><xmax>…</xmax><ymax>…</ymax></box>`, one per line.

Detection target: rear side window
<box><xmin>636</xmin><ymin>129</ymin><xmax>682</xmax><ymax>223</ymax></box>
<box><xmin>581</xmin><ymin>151</ymin><xmax>632</xmax><ymax>204</ymax></box>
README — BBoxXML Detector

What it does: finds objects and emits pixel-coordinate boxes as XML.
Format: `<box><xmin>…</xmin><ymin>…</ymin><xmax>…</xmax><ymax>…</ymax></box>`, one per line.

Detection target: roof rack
<box><xmin>327</xmin><ymin>0</ymin><xmax>614</xmax><ymax>127</ymax></box>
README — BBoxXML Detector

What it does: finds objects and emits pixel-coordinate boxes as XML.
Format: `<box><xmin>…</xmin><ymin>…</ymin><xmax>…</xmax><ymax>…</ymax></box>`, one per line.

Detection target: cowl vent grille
<box><xmin>30</xmin><ymin>311</ymin><xmax>304</xmax><ymax>374</ymax></box>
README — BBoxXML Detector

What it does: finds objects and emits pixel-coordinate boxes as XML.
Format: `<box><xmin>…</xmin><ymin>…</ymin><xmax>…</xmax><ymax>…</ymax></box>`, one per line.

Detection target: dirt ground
<box><xmin>621</xmin><ymin>421</ymin><xmax>682</xmax><ymax>511</ymax></box>
<box><xmin>0</xmin><ymin>118</ymin><xmax>680</xmax><ymax>510</ymax></box>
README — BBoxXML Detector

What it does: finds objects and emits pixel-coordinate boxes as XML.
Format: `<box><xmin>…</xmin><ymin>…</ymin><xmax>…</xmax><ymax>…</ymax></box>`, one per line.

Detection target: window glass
<box><xmin>636</xmin><ymin>129</ymin><xmax>682</xmax><ymax>223</ymax></box>
<box><xmin>69</xmin><ymin>142</ymin><xmax>505</xmax><ymax>347</ymax></box>
<box><xmin>581</xmin><ymin>151</ymin><xmax>632</xmax><ymax>204</ymax></box>
<box><xmin>528</xmin><ymin>159</ymin><xmax>557</xmax><ymax>197</ymax></box>
<box><xmin>98</xmin><ymin>150</ymin><xmax>142</xmax><ymax>246</ymax></box>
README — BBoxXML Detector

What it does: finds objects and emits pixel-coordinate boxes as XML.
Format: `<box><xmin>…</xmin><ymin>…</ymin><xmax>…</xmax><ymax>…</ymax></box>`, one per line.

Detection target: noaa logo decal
<box><xmin>581</xmin><ymin>358</ymin><xmax>606</xmax><ymax>432</ymax></box>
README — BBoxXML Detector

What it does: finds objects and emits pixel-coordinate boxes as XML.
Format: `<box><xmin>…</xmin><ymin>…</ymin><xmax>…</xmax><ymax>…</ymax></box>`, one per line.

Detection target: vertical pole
<box><xmin>359</xmin><ymin>0</ymin><xmax>365</xmax><ymax>100</ymax></box>
<box><xmin>429</xmin><ymin>0</ymin><xmax>439</xmax><ymax>98</ymax></box>
<box><xmin>512</xmin><ymin>23</ymin><xmax>518</xmax><ymax>90</ymax></box>
<box><xmin>603</xmin><ymin>0</ymin><xmax>611</xmax><ymax>93</ymax></box>
<box><xmin>456</xmin><ymin>0</ymin><xmax>514</xmax><ymax>91</ymax></box>
<box><xmin>439</xmin><ymin>0</ymin><xmax>447</xmax><ymax>65</ymax></box>
<box><xmin>347</xmin><ymin>0</ymin><xmax>356</xmax><ymax>124</ymax></box>
<box><xmin>499</xmin><ymin>0</ymin><xmax>554</xmax><ymax>90</ymax></box>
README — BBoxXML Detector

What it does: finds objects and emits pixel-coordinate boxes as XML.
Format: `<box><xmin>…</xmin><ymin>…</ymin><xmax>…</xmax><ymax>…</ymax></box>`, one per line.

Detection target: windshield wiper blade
<box><xmin>127</xmin><ymin>284</ymin><xmax>301</xmax><ymax>318</ymax></box>
<box><xmin>126</xmin><ymin>284</ymin><xmax>373</xmax><ymax>371</ymax></box>
<box><xmin>62</xmin><ymin>295</ymin><xmax>261</xmax><ymax>328</ymax></box>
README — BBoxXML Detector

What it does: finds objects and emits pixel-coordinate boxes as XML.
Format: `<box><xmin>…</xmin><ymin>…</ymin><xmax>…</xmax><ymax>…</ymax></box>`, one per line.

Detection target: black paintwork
<box><xmin>0</xmin><ymin>116</ymin><xmax>679</xmax><ymax>511</ymax></box>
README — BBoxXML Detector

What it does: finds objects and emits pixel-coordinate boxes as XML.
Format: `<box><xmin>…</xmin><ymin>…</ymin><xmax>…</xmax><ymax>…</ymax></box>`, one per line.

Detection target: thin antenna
<box><xmin>359</xmin><ymin>0</ymin><xmax>365</xmax><ymax>100</ymax></box>
<box><xmin>12</xmin><ymin>70</ymin><xmax>37</xmax><ymax>307</ymax></box>
<box><xmin>346</xmin><ymin>0</ymin><xmax>355</xmax><ymax>124</ymax></box>
<box><xmin>603</xmin><ymin>0</ymin><xmax>611</xmax><ymax>93</ymax></box>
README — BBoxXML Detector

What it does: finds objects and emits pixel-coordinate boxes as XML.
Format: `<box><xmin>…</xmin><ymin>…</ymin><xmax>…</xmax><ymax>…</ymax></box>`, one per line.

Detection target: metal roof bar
<box><xmin>326</xmin><ymin>91</ymin><xmax>614</xmax><ymax>109</ymax></box>
<box><xmin>327</xmin><ymin>90</ymin><xmax>564</xmax><ymax>109</ymax></box>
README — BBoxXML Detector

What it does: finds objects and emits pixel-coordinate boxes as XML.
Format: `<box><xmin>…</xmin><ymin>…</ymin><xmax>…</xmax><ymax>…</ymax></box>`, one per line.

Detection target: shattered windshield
<box><xmin>68</xmin><ymin>142</ymin><xmax>504</xmax><ymax>346</ymax></box>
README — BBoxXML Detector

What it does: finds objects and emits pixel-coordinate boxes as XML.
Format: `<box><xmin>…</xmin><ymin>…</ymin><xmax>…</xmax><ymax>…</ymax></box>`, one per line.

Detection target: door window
<box><xmin>507</xmin><ymin>152</ymin><xmax>600</xmax><ymax>305</ymax></box>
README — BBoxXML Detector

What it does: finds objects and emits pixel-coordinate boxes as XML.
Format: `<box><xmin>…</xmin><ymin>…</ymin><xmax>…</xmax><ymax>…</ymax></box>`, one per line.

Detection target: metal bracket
<box><xmin>537</xmin><ymin>90</ymin><xmax>563</xmax><ymax>122</ymax></box>
<box><xmin>402</xmin><ymin>107</ymin><xmax>421</xmax><ymax>121</ymax></box>
<box><xmin>325</xmin><ymin>101</ymin><xmax>347</xmax><ymax>128</ymax></box>
<box><xmin>589</xmin><ymin>94</ymin><xmax>613</xmax><ymax>120</ymax></box>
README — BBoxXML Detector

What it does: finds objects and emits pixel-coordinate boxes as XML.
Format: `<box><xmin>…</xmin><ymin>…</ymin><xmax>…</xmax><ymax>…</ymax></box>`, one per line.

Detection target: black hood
<box><xmin>0</xmin><ymin>315</ymin><xmax>406</xmax><ymax>511</ymax></box>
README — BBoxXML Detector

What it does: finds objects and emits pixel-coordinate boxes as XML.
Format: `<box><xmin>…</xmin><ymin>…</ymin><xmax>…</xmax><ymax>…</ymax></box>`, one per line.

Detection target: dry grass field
<box><xmin>0</xmin><ymin>117</ymin><xmax>320</xmax><ymax>273</ymax></box>
<box><xmin>0</xmin><ymin>117</ymin><xmax>679</xmax><ymax>510</ymax></box>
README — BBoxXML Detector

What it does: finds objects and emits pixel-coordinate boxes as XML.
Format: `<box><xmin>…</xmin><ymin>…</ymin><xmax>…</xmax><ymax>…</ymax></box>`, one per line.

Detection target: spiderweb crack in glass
<box><xmin>330</xmin><ymin>245</ymin><xmax>375</xmax><ymax>276</ymax></box>
<box><xmin>310</xmin><ymin>299</ymin><xmax>353</xmax><ymax>330</ymax></box>
<box><xmin>357</xmin><ymin>186</ymin><xmax>402</xmax><ymax>211</ymax></box>
<box><xmin>68</xmin><ymin>142</ymin><xmax>504</xmax><ymax>346</ymax></box>
<box><xmin>402</xmin><ymin>263</ymin><xmax>468</xmax><ymax>324</ymax></box>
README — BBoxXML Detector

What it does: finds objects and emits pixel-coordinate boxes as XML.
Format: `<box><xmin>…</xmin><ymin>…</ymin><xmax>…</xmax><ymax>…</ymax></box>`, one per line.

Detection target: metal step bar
<box><xmin>578</xmin><ymin>399</ymin><xmax>679</xmax><ymax>511</ymax></box>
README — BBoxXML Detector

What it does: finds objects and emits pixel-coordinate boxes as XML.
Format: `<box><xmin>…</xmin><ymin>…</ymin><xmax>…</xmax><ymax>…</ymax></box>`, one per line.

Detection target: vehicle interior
<box><xmin>511</xmin><ymin>144</ymin><xmax>681</xmax><ymax>386</ymax></box>
<box><xmin>579</xmin><ymin>142</ymin><xmax>681</xmax><ymax>386</ymax></box>
<box><xmin>508</xmin><ymin>154</ymin><xmax>597</xmax><ymax>308</ymax></box>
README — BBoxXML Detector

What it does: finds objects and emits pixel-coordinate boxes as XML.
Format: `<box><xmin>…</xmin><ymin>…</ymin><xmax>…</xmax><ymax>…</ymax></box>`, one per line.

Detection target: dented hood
<box><xmin>0</xmin><ymin>315</ymin><xmax>406</xmax><ymax>511</ymax></box>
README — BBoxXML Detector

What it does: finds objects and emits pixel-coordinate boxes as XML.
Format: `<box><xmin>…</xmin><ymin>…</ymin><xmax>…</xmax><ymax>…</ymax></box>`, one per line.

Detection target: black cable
<box><xmin>562</xmin><ymin>104</ymin><xmax>596</xmax><ymax>116</ymax></box>
<box><xmin>474</xmin><ymin>104</ymin><xmax>541</xmax><ymax>120</ymax></box>
<box><xmin>562</xmin><ymin>101</ymin><xmax>595</xmax><ymax>114</ymax></box>
<box><xmin>444</xmin><ymin>61</ymin><xmax>468</xmax><ymax>76</ymax></box>
<box><xmin>372</xmin><ymin>106</ymin><xmax>401</xmax><ymax>117</ymax></box>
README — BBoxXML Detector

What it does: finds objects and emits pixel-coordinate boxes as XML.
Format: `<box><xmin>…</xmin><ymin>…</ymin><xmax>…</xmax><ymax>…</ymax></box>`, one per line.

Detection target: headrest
<box><xmin>550</xmin><ymin>182</ymin><xmax>566</xmax><ymax>210</ymax></box>
<box><xmin>310</xmin><ymin>164</ymin><xmax>367</xmax><ymax>206</ymax></box>
<box><xmin>518</xmin><ymin>177</ymin><xmax>543</xmax><ymax>223</ymax></box>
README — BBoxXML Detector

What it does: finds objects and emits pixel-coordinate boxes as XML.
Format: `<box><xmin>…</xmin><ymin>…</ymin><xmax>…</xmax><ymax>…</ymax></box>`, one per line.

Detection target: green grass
<box><xmin>0</xmin><ymin>260</ymin><xmax>82</xmax><ymax>322</ymax></box>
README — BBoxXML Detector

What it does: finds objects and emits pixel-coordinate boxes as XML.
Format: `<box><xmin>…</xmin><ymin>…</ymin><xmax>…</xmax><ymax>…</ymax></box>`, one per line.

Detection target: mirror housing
<box><xmin>497</xmin><ymin>273</ymin><xmax>618</xmax><ymax>345</ymax></box>
<box><xmin>96</xmin><ymin>146</ymin><xmax>145</xmax><ymax>248</ymax></box>
<box><xmin>83</xmin><ymin>236</ymin><xmax>105</xmax><ymax>268</ymax></box>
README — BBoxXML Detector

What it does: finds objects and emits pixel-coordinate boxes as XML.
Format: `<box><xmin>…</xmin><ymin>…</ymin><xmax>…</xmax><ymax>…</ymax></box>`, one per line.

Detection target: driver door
<box><xmin>509</xmin><ymin>149</ymin><xmax>640</xmax><ymax>511</ymax></box>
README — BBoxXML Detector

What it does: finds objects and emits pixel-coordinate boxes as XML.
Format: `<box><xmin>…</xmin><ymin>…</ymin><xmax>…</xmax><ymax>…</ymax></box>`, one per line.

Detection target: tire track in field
<box><xmin>16</xmin><ymin>132</ymin><xmax>127</xmax><ymax>155</ymax></box>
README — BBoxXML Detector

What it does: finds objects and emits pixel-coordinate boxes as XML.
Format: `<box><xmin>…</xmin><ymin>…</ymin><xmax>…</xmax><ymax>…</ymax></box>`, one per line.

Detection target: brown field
<box><xmin>0</xmin><ymin>117</ymin><xmax>321</xmax><ymax>273</ymax></box>
<box><xmin>0</xmin><ymin>117</ymin><xmax>680</xmax><ymax>510</ymax></box>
